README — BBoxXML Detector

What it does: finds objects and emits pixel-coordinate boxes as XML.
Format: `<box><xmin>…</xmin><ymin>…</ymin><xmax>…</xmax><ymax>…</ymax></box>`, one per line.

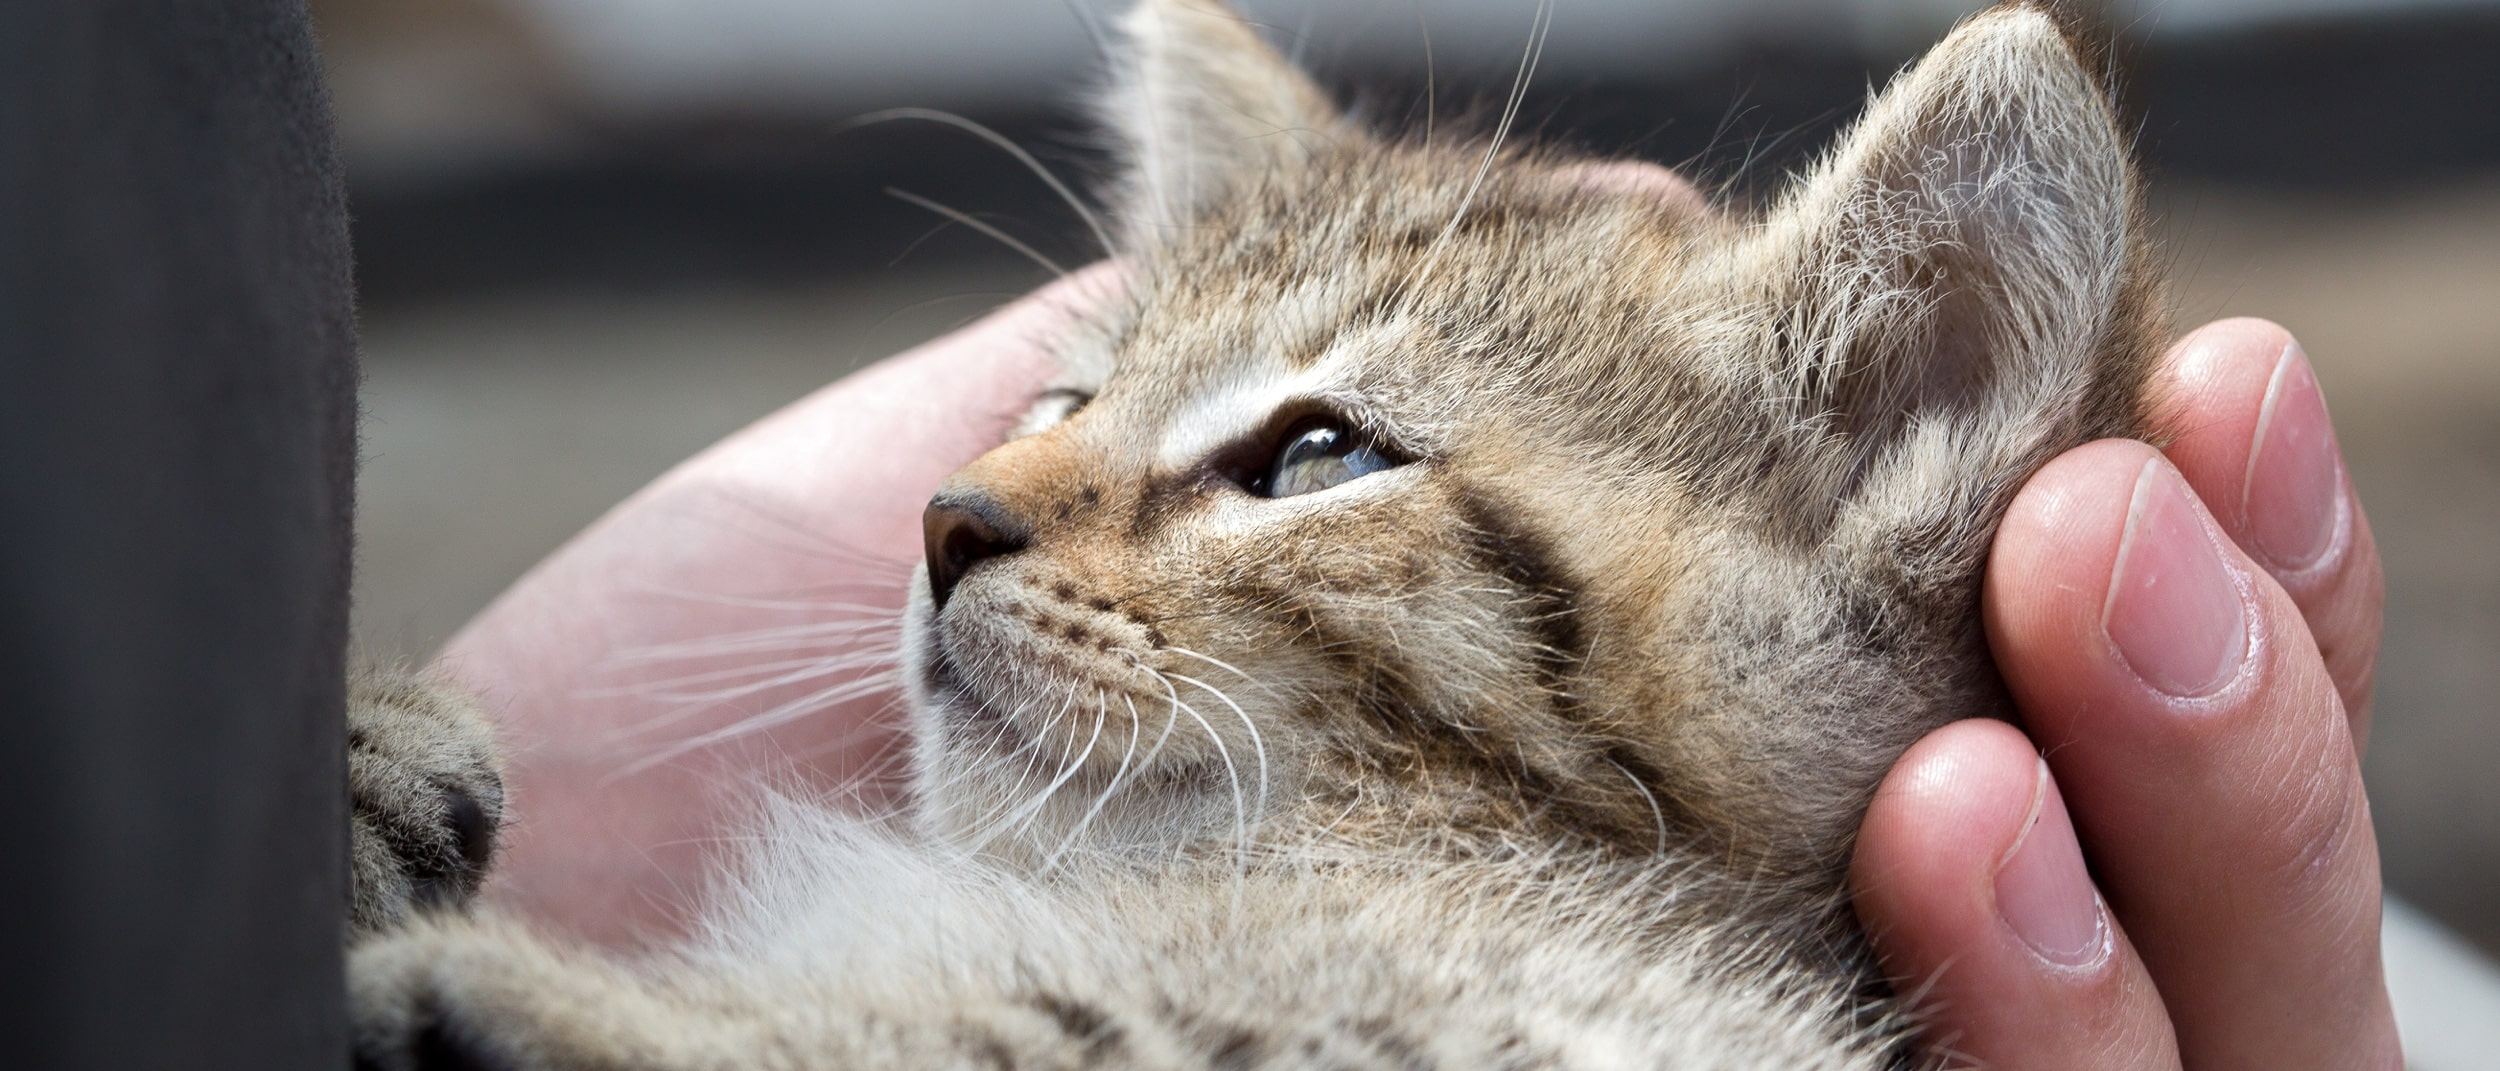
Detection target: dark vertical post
<box><xmin>0</xmin><ymin>3</ymin><xmax>355</xmax><ymax>1068</ymax></box>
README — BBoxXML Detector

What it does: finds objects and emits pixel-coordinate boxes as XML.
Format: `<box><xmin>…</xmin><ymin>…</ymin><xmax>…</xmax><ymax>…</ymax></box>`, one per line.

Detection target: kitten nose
<box><xmin>922</xmin><ymin>490</ymin><xmax>1029</xmax><ymax>612</ymax></box>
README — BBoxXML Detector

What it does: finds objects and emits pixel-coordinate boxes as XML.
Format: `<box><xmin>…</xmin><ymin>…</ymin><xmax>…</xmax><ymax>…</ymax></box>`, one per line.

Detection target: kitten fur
<box><xmin>346</xmin><ymin>1</ymin><xmax>2164</xmax><ymax>1067</ymax></box>
<box><xmin>348</xmin><ymin>667</ymin><xmax>504</xmax><ymax>935</ymax></box>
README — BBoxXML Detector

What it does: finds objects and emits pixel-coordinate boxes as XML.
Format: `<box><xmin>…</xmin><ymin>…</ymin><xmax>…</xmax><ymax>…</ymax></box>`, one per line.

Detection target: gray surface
<box><xmin>2160</xmin><ymin>180</ymin><xmax>2500</xmax><ymax>956</ymax></box>
<box><xmin>352</xmin><ymin>266</ymin><xmax>1038</xmax><ymax>659</ymax></box>
<box><xmin>2386</xmin><ymin>897</ymin><xmax>2500</xmax><ymax>1071</ymax></box>
<box><xmin>354</xmin><ymin>183</ymin><xmax>2500</xmax><ymax>958</ymax></box>
<box><xmin>500</xmin><ymin>0</ymin><xmax>2500</xmax><ymax>113</ymax></box>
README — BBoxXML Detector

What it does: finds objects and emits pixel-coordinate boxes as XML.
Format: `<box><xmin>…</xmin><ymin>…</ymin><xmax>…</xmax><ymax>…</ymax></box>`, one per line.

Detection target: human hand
<box><xmin>1850</xmin><ymin>319</ymin><xmax>2398</xmax><ymax>1068</ymax></box>
<box><xmin>435</xmin><ymin>267</ymin><xmax>1114</xmax><ymax>946</ymax></box>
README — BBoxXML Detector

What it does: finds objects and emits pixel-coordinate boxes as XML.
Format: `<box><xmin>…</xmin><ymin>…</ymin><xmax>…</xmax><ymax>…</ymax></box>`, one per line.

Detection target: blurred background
<box><xmin>312</xmin><ymin>0</ymin><xmax>2500</xmax><ymax>957</ymax></box>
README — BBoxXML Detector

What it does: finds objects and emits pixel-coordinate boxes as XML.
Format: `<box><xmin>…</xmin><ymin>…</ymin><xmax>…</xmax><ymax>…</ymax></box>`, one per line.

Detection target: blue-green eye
<box><xmin>1264</xmin><ymin>419</ymin><xmax>1394</xmax><ymax>498</ymax></box>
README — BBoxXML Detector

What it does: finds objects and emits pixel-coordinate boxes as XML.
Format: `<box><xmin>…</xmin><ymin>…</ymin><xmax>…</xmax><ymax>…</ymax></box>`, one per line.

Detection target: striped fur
<box><xmin>349</xmin><ymin>3</ymin><xmax>2166</xmax><ymax>1067</ymax></box>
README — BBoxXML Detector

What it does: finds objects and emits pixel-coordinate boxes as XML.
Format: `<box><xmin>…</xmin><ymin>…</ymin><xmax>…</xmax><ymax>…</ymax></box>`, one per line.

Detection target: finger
<box><xmin>631</xmin><ymin>261</ymin><xmax>1124</xmax><ymax>569</ymax></box>
<box><xmin>1558</xmin><ymin>160</ymin><xmax>1712</xmax><ymax>213</ymax></box>
<box><xmin>1986</xmin><ymin>439</ymin><xmax>2401</xmax><ymax>1071</ymax></box>
<box><xmin>2158</xmin><ymin>319</ymin><xmax>2385</xmax><ymax>744</ymax></box>
<box><xmin>1853</xmin><ymin>719</ymin><xmax>2180</xmax><ymax>1071</ymax></box>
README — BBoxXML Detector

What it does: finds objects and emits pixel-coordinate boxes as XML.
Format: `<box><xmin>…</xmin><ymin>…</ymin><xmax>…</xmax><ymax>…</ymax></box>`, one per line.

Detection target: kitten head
<box><xmin>901</xmin><ymin>0</ymin><xmax>2161</xmax><ymax>889</ymax></box>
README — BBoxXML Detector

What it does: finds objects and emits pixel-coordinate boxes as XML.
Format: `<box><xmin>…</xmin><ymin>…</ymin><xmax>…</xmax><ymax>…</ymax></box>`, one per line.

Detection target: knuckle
<box><xmin>2246</xmin><ymin>763</ymin><xmax>2372</xmax><ymax>922</ymax></box>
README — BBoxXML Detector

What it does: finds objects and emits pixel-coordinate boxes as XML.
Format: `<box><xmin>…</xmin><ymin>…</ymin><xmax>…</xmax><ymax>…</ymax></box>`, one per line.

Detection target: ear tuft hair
<box><xmin>1099</xmin><ymin>0</ymin><xmax>1349</xmax><ymax>248</ymax></box>
<box><xmin>1750</xmin><ymin>5</ymin><xmax>2153</xmax><ymax>501</ymax></box>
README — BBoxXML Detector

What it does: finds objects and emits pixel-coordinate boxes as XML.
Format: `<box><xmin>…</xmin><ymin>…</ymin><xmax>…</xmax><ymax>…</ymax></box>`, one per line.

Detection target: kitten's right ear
<box><xmin>1100</xmin><ymin>0</ymin><xmax>1349</xmax><ymax>247</ymax></box>
<box><xmin>1742</xmin><ymin>5</ymin><xmax>2153</xmax><ymax>497</ymax></box>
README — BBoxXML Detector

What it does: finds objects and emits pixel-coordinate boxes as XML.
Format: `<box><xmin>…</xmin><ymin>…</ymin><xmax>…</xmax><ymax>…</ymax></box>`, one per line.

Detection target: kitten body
<box><xmin>348</xmin><ymin>2</ymin><xmax>2163</xmax><ymax>1067</ymax></box>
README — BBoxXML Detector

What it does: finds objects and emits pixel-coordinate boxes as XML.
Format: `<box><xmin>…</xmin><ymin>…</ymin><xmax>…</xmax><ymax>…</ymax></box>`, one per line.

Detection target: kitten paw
<box><xmin>349</xmin><ymin>669</ymin><xmax>506</xmax><ymax>934</ymax></box>
<box><xmin>352</xmin><ymin>919</ymin><xmax>536</xmax><ymax>1071</ymax></box>
<box><xmin>352</xmin><ymin>917</ymin><xmax>676</xmax><ymax>1071</ymax></box>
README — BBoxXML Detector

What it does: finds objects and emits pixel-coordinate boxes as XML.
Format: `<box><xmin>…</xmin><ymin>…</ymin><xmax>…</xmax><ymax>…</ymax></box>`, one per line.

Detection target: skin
<box><xmin>438</xmin><ymin>276</ymin><xmax>2394</xmax><ymax>1063</ymax></box>
<box><xmin>438</xmin><ymin>265</ymin><xmax>1118</xmax><ymax>946</ymax></box>
<box><xmin>1850</xmin><ymin>316</ymin><xmax>2399</xmax><ymax>1070</ymax></box>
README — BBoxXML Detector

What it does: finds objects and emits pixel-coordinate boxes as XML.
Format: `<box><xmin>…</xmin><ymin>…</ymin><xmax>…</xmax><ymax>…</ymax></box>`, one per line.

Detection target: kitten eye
<box><xmin>1263</xmin><ymin>418</ymin><xmax>1395</xmax><ymax>498</ymax></box>
<box><xmin>1036</xmin><ymin>387</ymin><xmax>1091</xmax><ymax>420</ymax></box>
<box><xmin>1013</xmin><ymin>387</ymin><xmax>1093</xmax><ymax>439</ymax></box>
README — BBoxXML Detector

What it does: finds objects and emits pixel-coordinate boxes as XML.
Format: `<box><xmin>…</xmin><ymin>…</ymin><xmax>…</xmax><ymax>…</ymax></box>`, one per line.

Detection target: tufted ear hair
<box><xmin>1099</xmin><ymin>0</ymin><xmax>1351</xmax><ymax>248</ymax></box>
<box><xmin>1743</xmin><ymin>5</ymin><xmax>2156</xmax><ymax>501</ymax></box>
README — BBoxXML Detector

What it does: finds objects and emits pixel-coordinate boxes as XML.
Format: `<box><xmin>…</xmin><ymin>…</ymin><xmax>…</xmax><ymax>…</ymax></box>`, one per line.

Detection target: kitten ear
<box><xmin>1750</xmin><ymin>6</ymin><xmax>2149</xmax><ymax>479</ymax></box>
<box><xmin>1100</xmin><ymin>0</ymin><xmax>1350</xmax><ymax>246</ymax></box>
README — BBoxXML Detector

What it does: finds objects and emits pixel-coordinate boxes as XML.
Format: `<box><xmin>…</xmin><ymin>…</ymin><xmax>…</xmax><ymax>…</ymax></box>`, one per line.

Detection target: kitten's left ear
<box><xmin>1100</xmin><ymin>0</ymin><xmax>1351</xmax><ymax>246</ymax></box>
<box><xmin>1749</xmin><ymin>6</ymin><xmax>2152</xmax><ymax>477</ymax></box>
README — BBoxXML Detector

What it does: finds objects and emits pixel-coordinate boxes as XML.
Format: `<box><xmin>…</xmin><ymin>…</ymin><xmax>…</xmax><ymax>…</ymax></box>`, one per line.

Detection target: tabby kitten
<box><xmin>347</xmin><ymin>1</ymin><xmax>2162</xmax><ymax>1067</ymax></box>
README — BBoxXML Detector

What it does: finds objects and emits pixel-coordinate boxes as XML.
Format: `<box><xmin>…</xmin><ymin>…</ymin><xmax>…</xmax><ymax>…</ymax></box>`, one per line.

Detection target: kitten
<box><xmin>346</xmin><ymin>1</ymin><xmax>2163</xmax><ymax>1067</ymax></box>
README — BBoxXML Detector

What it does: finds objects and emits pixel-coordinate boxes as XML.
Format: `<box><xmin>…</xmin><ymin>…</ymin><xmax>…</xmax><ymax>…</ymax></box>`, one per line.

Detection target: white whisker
<box><xmin>1003</xmin><ymin>692</ymin><xmax>1105</xmax><ymax>846</ymax></box>
<box><xmin>605</xmin><ymin>650</ymin><xmax>899</xmax><ymax>706</ymax></box>
<box><xmin>1156</xmin><ymin>644</ymin><xmax>1255</xmax><ymax>683</ymax></box>
<box><xmin>954</xmin><ymin>693</ymin><xmax>1072</xmax><ymax>844</ymax></box>
<box><xmin>611</xmin><ymin>588</ymin><xmax>905</xmax><ymax>617</ymax></box>
<box><xmin>1166</xmin><ymin>671</ymin><xmax>1268</xmax><ymax>838</ymax></box>
<box><xmin>885</xmin><ymin>188</ymin><xmax>1068</xmax><ymax>279</ymax></box>
<box><xmin>1041</xmin><ymin>693</ymin><xmax>1146</xmax><ymax>872</ymax></box>
<box><xmin>839</xmin><ymin>107</ymin><xmax>1114</xmax><ymax>256</ymax></box>
<box><xmin>1133</xmin><ymin>659</ymin><xmax>1247</xmax><ymax>862</ymax></box>
<box><xmin>609</xmin><ymin>672</ymin><xmax>900</xmax><ymax>780</ymax></box>
<box><xmin>1400</xmin><ymin>0</ymin><xmax>1550</xmax><ymax>295</ymax></box>
<box><xmin>1606</xmin><ymin>755</ymin><xmax>1670</xmax><ymax>857</ymax></box>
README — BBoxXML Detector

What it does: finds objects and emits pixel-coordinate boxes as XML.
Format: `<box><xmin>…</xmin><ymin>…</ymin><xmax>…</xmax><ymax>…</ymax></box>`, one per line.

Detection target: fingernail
<box><xmin>2104</xmin><ymin>458</ymin><xmax>2250</xmax><ymax>698</ymax></box>
<box><xmin>1995</xmin><ymin>760</ymin><xmax>2108</xmax><ymax>968</ymax></box>
<box><xmin>2243</xmin><ymin>340</ymin><xmax>2343</xmax><ymax>571</ymax></box>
